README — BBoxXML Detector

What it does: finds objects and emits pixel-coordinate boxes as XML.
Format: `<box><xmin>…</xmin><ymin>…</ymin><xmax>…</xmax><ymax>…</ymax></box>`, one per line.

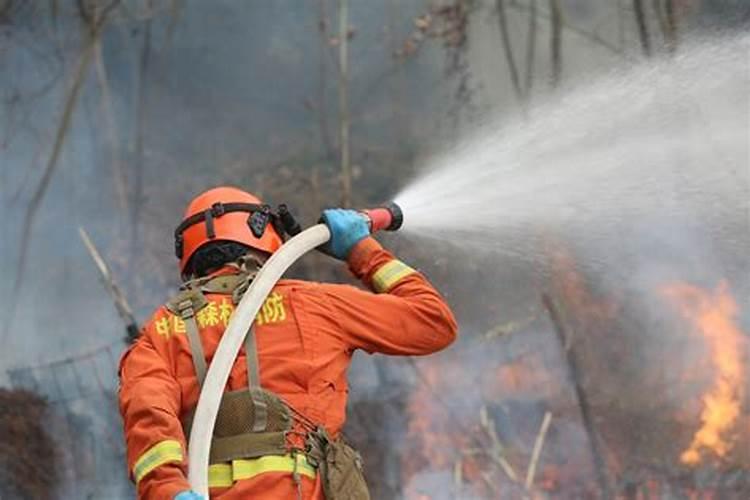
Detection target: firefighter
<box><xmin>118</xmin><ymin>186</ymin><xmax>457</xmax><ymax>500</ymax></box>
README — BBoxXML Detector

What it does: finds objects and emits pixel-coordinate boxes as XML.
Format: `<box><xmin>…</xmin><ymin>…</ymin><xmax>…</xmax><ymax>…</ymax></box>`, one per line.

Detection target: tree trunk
<box><xmin>387</xmin><ymin>0</ymin><xmax>405</xmax><ymax>147</ymax></box>
<box><xmin>496</xmin><ymin>0</ymin><xmax>523</xmax><ymax>102</ymax></box>
<box><xmin>549</xmin><ymin>0</ymin><xmax>563</xmax><ymax>87</ymax></box>
<box><xmin>131</xmin><ymin>4</ymin><xmax>152</xmax><ymax>278</ymax></box>
<box><xmin>542</xmin><ymin>293</ymin><xmax>612</xmax><ymax>499</ymax></box>
<box><xmin>523</xmin><ymin>0</ymin><xmax>537</xmax><ymax>98</ymax></box>
<box><xmin>663</xmin><ymin>0</ymin><xmax>678</xmax><ymax>53</ymax></box>
<box><xmin>617</xmin><ymin>0</ymin><xmax>626</xmax><ymax>50</ymax></box>
<box><xmin>317</xmin><ymin>0</ymin><xmax>335</xmax><ymax>160</ymax></box>
<box><xmin>338</xmin><ymin>0</ymin><xmax>351</xmax><ymax>207</ymax></box>
<box><xmin>633</xmin><ymin>0</ymin><xmax>651</xmax><ymax>57</ymax></box>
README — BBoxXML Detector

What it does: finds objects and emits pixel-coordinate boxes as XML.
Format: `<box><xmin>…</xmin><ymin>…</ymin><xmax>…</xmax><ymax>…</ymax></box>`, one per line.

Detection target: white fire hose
<box><xmin>187</xmin><ymin>224</ymin><xmax>331</xmax><ymax>497</ymax></box>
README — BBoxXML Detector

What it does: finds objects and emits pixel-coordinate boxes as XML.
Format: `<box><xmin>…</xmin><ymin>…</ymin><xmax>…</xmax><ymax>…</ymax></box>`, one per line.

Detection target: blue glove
<box><xmin>174</xmin><ymin>491</ymin><xmax>205</xmax><ymax>500</ymax></box>
<box><xmin>320</xmin><ymin>208</ymin><xmax>370</xmax><ymax>260</ymax></box>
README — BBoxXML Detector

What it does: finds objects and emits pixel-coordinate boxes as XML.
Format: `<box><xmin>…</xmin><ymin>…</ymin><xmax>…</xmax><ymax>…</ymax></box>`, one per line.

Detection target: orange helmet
<box><xmin>174</xmin><ymin>187</ymin><xmax>284</xmax><ymax>272</ymax></box>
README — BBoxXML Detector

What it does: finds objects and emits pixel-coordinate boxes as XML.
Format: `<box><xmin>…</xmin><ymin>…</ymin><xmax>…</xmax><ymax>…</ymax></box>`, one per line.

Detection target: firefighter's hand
<box><xmin>174</xmin><ymin>491</ymin><xmax>205</xmax><ymax>500</ymax></box>
<box><xmin>320</xmin><ymin>209</ymin><xmax>370</xmax><ymax>260</ymax></box>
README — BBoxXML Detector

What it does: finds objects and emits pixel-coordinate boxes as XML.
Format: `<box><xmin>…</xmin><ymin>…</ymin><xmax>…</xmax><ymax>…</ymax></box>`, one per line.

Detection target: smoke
<box><xmin>2</xmin><ymin>2</ymin><xmax>750</xmax><ymax>499</ymax></box>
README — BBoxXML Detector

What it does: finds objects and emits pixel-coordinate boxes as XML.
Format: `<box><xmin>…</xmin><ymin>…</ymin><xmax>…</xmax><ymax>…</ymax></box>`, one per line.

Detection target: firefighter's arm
<box><xmin>118</xmin><ymin>311</ymin><xmax>190</xmax><ymax>499</ymax></box>
<box><xmin>324</xmin><ymin>237</ymin><xmax>458</xmax><ymax>354</ymax></box>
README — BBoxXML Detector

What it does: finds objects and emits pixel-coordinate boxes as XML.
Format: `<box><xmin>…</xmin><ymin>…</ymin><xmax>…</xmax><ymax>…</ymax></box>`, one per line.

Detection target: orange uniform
<box><xmin>119</xmin><ymin>237</ymin><xmax>457</xmax><ymax>499</ymax></box>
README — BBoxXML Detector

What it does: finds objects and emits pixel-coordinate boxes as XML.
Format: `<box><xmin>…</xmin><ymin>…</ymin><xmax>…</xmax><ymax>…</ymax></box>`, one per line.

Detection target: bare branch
<box><xmin>479</xmin><ymin>405</ymin><xmax>520</xmax><ymax>483</ymax></box>
<box><xmin>78</xmin><ymin>228</ymin><xmax>139</xmax><ymax>343</ymax></box>
<box><xmin>483</xmin><ymin>312</ymin><xmax>541</xmax><ymax>340</ymax></box>
<box><xmin>93</xmin><ymin>39</ymin><xmax>129</xmax><ymax>218</ymax></box>
<box><xmin>525</xmin><ymin>411</ymin><xmax>553</xmax><ymax>490</ymax></box>
<box><xmin>508</xmin><ymin>1</ymin><xmax>628</xmax><ymax>58</ymax></box>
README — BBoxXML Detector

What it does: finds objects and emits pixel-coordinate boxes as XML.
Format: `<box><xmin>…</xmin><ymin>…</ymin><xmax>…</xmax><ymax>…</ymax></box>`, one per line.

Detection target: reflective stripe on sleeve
<box><xmin>371</xmin><ymin>260</ymin><xmax>416</xmax><ymax>293</ymax></box>
<box><xmin>133</xmin><ymin>439</ymin><xmax>183</xmax><ymax>484</ymax></box>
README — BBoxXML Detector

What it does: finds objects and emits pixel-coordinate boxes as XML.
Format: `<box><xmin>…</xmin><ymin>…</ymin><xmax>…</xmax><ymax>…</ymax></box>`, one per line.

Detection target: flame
<box><xmin>663</xmin><ymin>280</ymin><xmax>746</xmax><ymax>466</ymax></box>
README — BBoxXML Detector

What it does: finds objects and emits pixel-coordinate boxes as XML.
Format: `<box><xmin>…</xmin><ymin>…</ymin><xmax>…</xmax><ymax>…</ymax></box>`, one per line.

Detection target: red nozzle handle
<box><xmin>361</xmin><ymin>202</ymin><xmax>403</xmax><ymax>233</ymax></box>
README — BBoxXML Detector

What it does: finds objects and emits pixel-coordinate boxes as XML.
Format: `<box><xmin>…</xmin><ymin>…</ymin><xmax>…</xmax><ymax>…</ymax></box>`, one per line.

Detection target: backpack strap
<box><xmin>167</xmin><ymin>288</ymin><xmax>209</xmax><ymax>387</ymax></box>
<box><xmin>244</xmin><ymin>325</ymin><xmax>268</xmax><ymax>432</ymax></box>
<box><xmin>183</xmin><ymin>301</ymin><xmax>208</xmax><ymax>387</ymax></box>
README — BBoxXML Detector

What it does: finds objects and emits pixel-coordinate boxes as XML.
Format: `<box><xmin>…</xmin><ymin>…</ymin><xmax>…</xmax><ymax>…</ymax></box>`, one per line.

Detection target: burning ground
<box><xmin>373</xmin><ymin>243</ymin><xmax>750</xmax><ymax>500</ymax></box>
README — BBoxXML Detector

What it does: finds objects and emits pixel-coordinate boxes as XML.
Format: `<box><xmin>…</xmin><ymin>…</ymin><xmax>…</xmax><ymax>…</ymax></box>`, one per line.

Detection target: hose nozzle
<box><xmin>360</xmin><ymin>202</ymin><xmax>403</xmax><ymax>233</ymax></box>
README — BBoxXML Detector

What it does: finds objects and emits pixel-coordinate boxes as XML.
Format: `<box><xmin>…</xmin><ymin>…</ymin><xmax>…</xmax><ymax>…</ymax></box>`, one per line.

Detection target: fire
<box><xmin>663</xmin><ymin>280</ymin><xmax>746</xmax><ymax>466</ymax></box>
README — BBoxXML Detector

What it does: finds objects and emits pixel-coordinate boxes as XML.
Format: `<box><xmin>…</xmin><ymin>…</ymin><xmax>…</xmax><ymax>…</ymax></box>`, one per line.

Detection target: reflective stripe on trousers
<box><xmin>208</xmin><ymin>453</ymin><xmax>317</xmax><ymax>488</ymax></box>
